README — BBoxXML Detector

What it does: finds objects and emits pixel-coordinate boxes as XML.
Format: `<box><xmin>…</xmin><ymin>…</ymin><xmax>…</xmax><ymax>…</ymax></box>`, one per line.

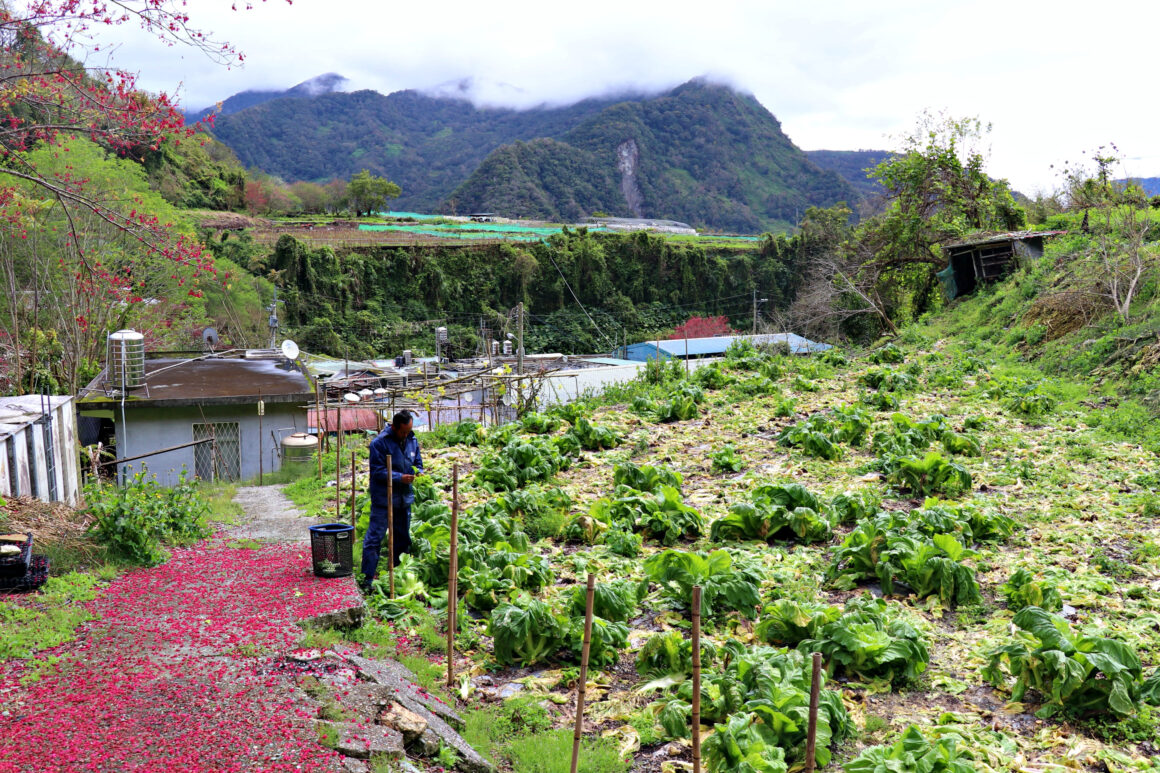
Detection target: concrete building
<box><xmin>77</xmin><ymin>355</ymin><xmax>315</xmax><ymax>487</ymax></box>
<box><xmin>622</xmin><ymin>333</ymin><xmax>831</xmax><ymax>361</ymax></box>
<box><xmin>0</xmin><ymin>395</ymin><xmax>81</xmax><ymax>505</ymax></box>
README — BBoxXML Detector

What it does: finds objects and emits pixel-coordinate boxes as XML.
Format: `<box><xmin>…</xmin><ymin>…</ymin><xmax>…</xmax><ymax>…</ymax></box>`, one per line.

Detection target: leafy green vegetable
<box><xmin>883</xmin><ymin>452</ymin><xmax>972</xmax><ymax>498</ymax></box>
<box><xmin>613</xmin><ymin>462</ymin><xmax>682</xmax><ymax>494</ymax></box>
<box><xmin>636</xmin><ymin>630</ymin><xmax>717</xmax><ymax>679</ymax></box>
<box><xmin>567</xmin><ymin>417</ymin><xmax>621</xmax><ymax>450</ymax></box>
<box><xmin>799</xmin><ymin>596</ymin><xmax>930</xmax><ymax>686</ymax></box>
<box><xmin>568</xmin><ymin>579</ymin><xmax>645</xmax><ymax>623</ymax></box>
<box><xmin>868</xmin><ymin>343</ymin><xmax>905</xmax><ymax>364</ymax></box>
<box><xmin>1001</xmin><ymin>568</ymin><xmax>1063</xmax><ymax>613</ymax></box>
<box><xmin>755</xmin><ymin>599</ymin><xmax>840</xmax><ymax>646</ymax></box>
<box><xmin>519</xmin><ymin>412</ymin><xmax>561</xmax><ymax>434</ymax></box>
<box><xmin>644</xmin><ymin>548</ymin><xmax>762</xmax><ymax>618</ymax></box>
<box><xmin>565</xmin><ymin>615</ymin><xmax>629</xmax><ymax>668</ymax></box>
<box><xmin>710</xmin><ymin>444</ymin><xmax>746</xmax><ymax>473</ymax></box>
<box><xmin>703</xmin><ymin>712</ymin><xmax>788</xmax><ymax>773</ymax></box>
<box><xmin>984</xmin><ymin>606</ymin><xmax>1151</xmax><ymax>718</ymax></box>
<box><xmin>443</xmin><ymin>419</ymin><xmax>484</xmax><ymax>446</ymax></box>
<box><xmin>845</xmin><ymin>726</ymin><xmax>977</xmax><ymax>773</ymax></box>
<box><xmin>489</xmin><ymin>598</ymin><xmax>565</xmax><ymax>666</ymax></box>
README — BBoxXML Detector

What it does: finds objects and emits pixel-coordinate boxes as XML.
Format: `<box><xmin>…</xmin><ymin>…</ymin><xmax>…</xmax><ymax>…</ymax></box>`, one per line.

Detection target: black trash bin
<box><xmin>309</xmin><ymin>523</ymin><xmax>355</xmax><ymax>578</ymax></box>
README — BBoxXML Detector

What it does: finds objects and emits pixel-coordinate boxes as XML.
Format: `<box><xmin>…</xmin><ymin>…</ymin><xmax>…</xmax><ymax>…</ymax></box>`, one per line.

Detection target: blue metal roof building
<box><xmin>622</xmin><ymin>333</ymin><xmax>831</xmax><ymax>361</ymax></box>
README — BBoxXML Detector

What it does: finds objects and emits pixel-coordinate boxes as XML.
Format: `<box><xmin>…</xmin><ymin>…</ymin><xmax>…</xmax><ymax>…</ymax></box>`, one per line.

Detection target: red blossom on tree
<box><xmin>668</xmin><ymin>314</ymin><xmax>735</xmax><ymax>339</ymax></box>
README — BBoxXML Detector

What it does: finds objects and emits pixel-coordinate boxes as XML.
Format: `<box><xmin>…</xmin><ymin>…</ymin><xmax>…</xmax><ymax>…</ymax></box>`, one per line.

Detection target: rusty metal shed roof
<box><xmin>945</xmin><ymin>230</ymin><xmax>1066</xmax><ymax>249</ymax></box>
<box><xmin>77</xmin><ymin>358</ymin><xmax>315</xmax><ymax>408</ymax></box>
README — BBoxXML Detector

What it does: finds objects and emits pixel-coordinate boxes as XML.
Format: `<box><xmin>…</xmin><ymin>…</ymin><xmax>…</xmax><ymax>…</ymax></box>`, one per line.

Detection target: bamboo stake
<box><xmin>446</xmin><ymin>464</ymin><xmax>460</xmax><ymax>688</ymax></box>
<box><xmin>805</xmin><ymin>652</ymin><xmax>823</xmax><ymax>773</ymax></box>
<box><xmin>335</xmin><ymin>402</ymin><xmax>343</xmax><ymax>521</ymax></box>
<box><xmin>570</xmin><ymin>573</ymin><xmax>596</xmax><ymax>773</ymax></box>
<box><xmin>692</xmin><ymin>585</ymin><xmax>702</xmax><ymax>773</ymax></box>
<box><xmin>349</xmin><ymin>451</ymin><xmax>357</xmax><ymax>525</ymax></box>
<box><xmin>387</xmin><ymin>455</ymin><xmax>395</xmax><ymax>598</ymax></box>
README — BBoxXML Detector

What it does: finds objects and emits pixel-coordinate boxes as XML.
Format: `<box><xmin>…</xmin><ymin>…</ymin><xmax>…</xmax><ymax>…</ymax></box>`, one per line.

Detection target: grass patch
<box><xmin>0</xmin><ymin>572</ymin><xmax>102</xmax><ymax>660</ymax></box>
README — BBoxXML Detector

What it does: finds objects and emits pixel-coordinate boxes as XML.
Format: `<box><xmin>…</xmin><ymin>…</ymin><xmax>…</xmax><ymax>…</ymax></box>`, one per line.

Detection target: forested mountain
<box><xmin>805</xmin><ymin>149</ymin><xmax>890</xmax><ymax>199</ymax></box>
<box><xmin>206</xmin><ymin>78</ymin><xmax>858</xmax><ymax>231</ymax></box>
<box><xmin>186</xmin><ymin>73</ymin><xmax>349</xmax><ymax>124</ymax></box>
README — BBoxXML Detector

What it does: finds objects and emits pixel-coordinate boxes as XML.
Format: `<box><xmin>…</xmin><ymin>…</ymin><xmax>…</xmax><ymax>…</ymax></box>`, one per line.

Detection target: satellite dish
<box><xmin>281</xmin><ymin>339</ymin><xmax>300</xmax><ymax>360</ymax></box>
<box><xmin>502</xmin><ymin>391</ymin><xmax>514</xmax><ymax>406</ymax></box>
<box><xmin>462</xmin><ymin>393</ymin><xmax>474</xmax><ymax>403</ymax></box>
<box><xmin>343</xmin><ymin>392</ymin><xmax>361</xmax><ymax>404</ymax></box>
<box><xmin>202</xmin><ymin>327</ymin><xmax>219</xmax><ymax>348</ymax></box>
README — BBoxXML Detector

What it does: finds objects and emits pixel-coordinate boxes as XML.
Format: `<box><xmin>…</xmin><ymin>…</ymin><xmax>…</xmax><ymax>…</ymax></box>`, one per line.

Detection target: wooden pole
<box><xmin>692</xmin><ymin>585</ymin><xmax>702</xmax><ymax>773</ymax></box>
<box><xmin>335</xmin><ymin>402</ymin><xmax>343</xmax><ymax>520</ymax></box>
<box><xmin>446</xmin><ymin>464</ymin><xmax>460</xmax><ymax>688</ymax></box>
<box><xmin>315</xmin><ymin>389</ymin><xmax>323</xmax><ymax>480</ymax></box>
<box><xmin>570</xmin><ymin>573</ymin><xmax>596</xmax><ymax>773</ymax></box>
<box><xmin>258</xmin><ymin>388</ymin><xmax>264</xmax><ymax>485</ymax></box>
<box><xmin>387</xmin><ymin>455</ymin><xmax>395</xmax><ymax>599</ymax></box>
<box><xmin>349</xmin><ymin>451</ymin><xmax>357</xmax><ymax>525</ymax></box>
<box><xmin>805</xmin><ymin>651</ymin><xmax>823</xmax><ymax>773</ymax></box>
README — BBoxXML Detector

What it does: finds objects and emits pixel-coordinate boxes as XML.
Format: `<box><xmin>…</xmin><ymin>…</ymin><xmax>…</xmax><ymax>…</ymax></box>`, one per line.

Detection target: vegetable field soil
<box><xmin>382</xmin><ymin>339</ymin><xmax>1160</xmax><ymax>773</ymax></box>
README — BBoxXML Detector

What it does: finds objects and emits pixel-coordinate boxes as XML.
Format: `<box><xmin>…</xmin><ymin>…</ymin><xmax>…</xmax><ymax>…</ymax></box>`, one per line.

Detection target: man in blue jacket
<box><xmin>362</xmin><ymin>410</ymin><xmax>423</xmax><ymax>590</ymax></box>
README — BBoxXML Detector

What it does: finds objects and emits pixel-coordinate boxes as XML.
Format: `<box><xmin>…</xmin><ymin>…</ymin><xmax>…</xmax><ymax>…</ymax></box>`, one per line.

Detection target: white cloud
<box><xmin>83</xmin><ymin>0</ymin><xmax>1160</xmax><ymax>192</ymax></box>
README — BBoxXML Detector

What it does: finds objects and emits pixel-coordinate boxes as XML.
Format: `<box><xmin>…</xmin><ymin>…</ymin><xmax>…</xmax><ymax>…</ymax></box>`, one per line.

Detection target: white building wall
<box><xmin>0</xmin><ymin>396</ymin><xmax>81</xmax><ymax>505</ymax></box>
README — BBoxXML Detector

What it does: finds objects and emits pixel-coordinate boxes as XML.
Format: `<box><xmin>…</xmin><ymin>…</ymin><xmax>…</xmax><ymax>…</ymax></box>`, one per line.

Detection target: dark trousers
<box><xmin>360</xmin><ymin>500</ymin><xmax>412</xmax><ymax>584</ymax></box>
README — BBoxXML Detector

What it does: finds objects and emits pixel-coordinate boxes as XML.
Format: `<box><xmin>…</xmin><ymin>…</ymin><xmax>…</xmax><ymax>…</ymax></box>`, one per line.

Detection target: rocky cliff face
<box><xmin>616</xmin><ymin>139</ymin><xmax>644</xmax><ymax>218</ymax></box>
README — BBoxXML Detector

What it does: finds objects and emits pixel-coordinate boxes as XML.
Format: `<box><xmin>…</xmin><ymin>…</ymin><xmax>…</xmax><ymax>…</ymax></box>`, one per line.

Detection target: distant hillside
<box><xmin>187</xmin><ymin>73</ymin><xmax>349</xmax><ymax>124</ymax></box>
<box><xmin>207</xmin><ymin>78</ymin><xmax>858</xmax><ymax>232</ymax></box>
<box><xmin>1119</xmin><ymin>177</ymin><xmax>1160</xmax><ymax>196</ymax></box>
<box><xmin>452</xmin><ymin>81</ymin><xmax>855</xmax><ymax>232</ymax></box>
<box><xmin>806</xmin><ymin>150</ymin><xmax>889</xmax><ymax>199</ymax></box>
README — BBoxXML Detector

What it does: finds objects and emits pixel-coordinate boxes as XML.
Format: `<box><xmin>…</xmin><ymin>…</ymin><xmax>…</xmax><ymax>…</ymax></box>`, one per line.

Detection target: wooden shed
<box><xmin>939</xmin><ymin>230</ymin><xmax>1065</xmax><ymax>298</ymax></box>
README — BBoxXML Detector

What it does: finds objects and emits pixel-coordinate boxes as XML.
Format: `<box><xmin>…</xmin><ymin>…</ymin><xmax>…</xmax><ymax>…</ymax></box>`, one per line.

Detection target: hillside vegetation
<box><xmin>208</xmin><ymin>79</ymin><xmax>858</xmax><ymax>232</ymax></box>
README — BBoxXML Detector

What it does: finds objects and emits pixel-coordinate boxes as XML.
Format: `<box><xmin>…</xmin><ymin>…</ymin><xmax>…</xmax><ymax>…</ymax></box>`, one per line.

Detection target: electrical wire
<box><xmin>541</xmin><ymin>250</ymin><xmax>616</xmax><ymax>350</ymax></box>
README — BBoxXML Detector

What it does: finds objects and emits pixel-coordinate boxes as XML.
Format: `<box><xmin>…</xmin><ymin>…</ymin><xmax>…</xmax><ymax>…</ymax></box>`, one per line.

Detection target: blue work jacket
<box><xmin>369</xmin><ymin>427</ymin><xmax>423</xmax><ymax>507</ymax></box>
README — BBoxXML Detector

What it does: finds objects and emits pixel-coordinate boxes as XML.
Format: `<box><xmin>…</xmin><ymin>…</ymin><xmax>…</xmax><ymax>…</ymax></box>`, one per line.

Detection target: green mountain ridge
<box><xmin>207</xmin><ymin>78</ymin><xmax>860</xmax><ymax>232</ymax></box>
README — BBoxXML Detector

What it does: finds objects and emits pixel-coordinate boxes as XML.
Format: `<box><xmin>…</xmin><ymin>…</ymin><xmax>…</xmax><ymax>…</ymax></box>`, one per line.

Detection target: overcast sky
<box><xmin>82</xmin><ymin>0</ymin><xmax>1160</xmax><ymax>194</ymax></box>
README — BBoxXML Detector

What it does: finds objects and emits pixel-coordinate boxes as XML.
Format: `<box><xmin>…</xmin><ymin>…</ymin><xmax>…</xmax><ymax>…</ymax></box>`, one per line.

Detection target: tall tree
<box><xmin>345</xmin><ymin>169</ymin><xmax>401</xmax><ymax>217</ymax></box>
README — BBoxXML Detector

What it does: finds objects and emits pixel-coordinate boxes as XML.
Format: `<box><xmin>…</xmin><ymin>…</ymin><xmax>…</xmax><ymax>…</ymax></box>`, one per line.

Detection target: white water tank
<box><xmin>403</xmin><ymin>350</ymin><xmax>413</xmax><ymax>366</ymax></box>
<box><xmin>107</xmin><ymin>329</ymin><xmax>145</xmax><ymax>389</ymax></box>
<box><xmin>282</xmin><ymin>432</ymin><xmax>319</xmax><ymax>464</ymax></box>
<box><xmin>502</xmin><ymin>340</ymin><xmax>513</xmax><ymax>356</ymax></box>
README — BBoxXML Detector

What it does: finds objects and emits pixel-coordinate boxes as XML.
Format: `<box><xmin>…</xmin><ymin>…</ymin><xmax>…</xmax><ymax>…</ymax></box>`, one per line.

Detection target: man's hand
<box><xmin>400</xmin><ymin>474</ymin><xmax>416</xmax><ymax>484</ymax></box>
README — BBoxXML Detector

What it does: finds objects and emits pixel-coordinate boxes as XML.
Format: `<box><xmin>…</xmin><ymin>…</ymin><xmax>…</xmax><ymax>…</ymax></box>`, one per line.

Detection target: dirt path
<box><xmin>0</xmin><ymin>486</ymin><xmax>363</xmax><ymax>772</ymax></box>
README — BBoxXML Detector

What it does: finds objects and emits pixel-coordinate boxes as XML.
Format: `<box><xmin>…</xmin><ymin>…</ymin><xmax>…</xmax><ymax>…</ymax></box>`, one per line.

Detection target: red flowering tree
<box><xmin>0</xmin><ymin>1</ymin><xmax>284</xmax><ymax>393</ymax></box>
<box><xmin>668</xmin><ymin>315</ymin><xmax>735</xmax><ymax>340</ymax></box>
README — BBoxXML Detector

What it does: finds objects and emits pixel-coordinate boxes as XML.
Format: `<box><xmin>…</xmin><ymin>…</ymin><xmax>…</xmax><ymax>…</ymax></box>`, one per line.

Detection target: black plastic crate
<box><xmin>308</xmin><ymin>523</ymin><xmax>354</xmax><ymax>578</ymax></box>
<box><xmin>0</xmin><ymin>554</ymin><xmax>49</xmax><ymax>593</ymax></box>
<box><xmin>0</xmin><ymin>533</ymin><xmax>32</xmax><ymax>578</ymax></box>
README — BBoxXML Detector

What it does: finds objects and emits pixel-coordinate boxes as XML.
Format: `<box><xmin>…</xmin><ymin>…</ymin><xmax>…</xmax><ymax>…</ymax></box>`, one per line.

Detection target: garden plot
<box><xmin>326</xmin><ymin>340</ymin><xmax>1160</xmax><ymax>773</ymax></box>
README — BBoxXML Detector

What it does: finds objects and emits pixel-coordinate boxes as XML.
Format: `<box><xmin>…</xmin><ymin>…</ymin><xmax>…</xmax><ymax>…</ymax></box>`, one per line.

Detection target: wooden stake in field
<box><xmin>335</xmin><ymin>402</ymin><xmax>344</xmax><ymax>521</ymax></box>
<box><xmin>386</xmin><ymin>455</ymin><xmax>395</xmax><ymax>599</ymax></box>
<box><xmin>805</xmin><ymin>651</ymin><xmax>823</xmax><ymax>773</ymax></box>
<box><xmin>692</xmin><ymin>585</ymin><xmax>703</xmax><ymax>773</ymax></box>
<box><xmin>349</xmin><ymin>451</ymin><xmax>357</xmax><ymax>525</ymax></box>
<box><xmin>570</xmin><ymin>573</ymin><xmax>596</xmax><ymax>773</ymax></box>
<box><xmin>446</xmin><ymin>464</ymin><xmax>460</xmax><ymax>688</ymax></box>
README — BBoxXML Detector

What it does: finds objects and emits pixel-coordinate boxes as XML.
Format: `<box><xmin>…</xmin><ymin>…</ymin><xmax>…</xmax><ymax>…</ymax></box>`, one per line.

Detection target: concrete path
<box><xmin>230</xmin><ymin>484</ymin><xmax>331</xmax><ymax>543</ymax></box>
<box><xmin>0</xmin><ymin>486</ymin><xmax>364</xmax><ymax>772</ymax></box>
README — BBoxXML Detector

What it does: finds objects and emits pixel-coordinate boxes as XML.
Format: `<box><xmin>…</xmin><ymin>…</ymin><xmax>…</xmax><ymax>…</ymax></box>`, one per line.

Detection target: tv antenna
<box><xmin>202</xmin><ymin>327</ymin><xmax>219</xmax><ymax>350</ymax></box>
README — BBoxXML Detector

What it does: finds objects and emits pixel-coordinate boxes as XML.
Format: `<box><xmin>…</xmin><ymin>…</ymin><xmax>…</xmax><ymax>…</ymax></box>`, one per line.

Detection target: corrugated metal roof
<box><xmin>309</xmin><ymin>407</ymin><xmax>382</xmax><ymax>433</ymax></box>
<box><xmin>578</xmin><ymin>357</ymin><xmax>641</xmax><ymax>367</ymax></box>
<box><xmin>625</xmin><ymin>333</ymin><xmax>831</xmax><ymax>360</ymax></box>
<box><xmin>946</xmin><ymin>230</ymin><xmax>1066</xmax><ymax>249</ymax></box>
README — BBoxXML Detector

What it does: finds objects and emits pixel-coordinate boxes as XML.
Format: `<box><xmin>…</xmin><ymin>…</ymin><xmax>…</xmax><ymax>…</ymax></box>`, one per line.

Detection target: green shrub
<box><xmin>84</xmin><ymin>470</ymin><xmax>210</xmax><ymax>565</ymax></box>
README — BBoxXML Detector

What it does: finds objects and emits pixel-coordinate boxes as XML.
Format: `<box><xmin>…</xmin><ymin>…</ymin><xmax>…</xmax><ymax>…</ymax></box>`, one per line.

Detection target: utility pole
<box><xmin>752</xmin><ymin>289</ymin><xmax>768</xmax><ymax>336</ymax></box>
<box><xmin>267</xmin><ymin>287</ymin><xmax>279</xmax><ymax>349</ymax></box>
<box><xmin>517</xmin><ymin>302</ymin><xmax>524</xmax><ymax>376</ymax></box>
